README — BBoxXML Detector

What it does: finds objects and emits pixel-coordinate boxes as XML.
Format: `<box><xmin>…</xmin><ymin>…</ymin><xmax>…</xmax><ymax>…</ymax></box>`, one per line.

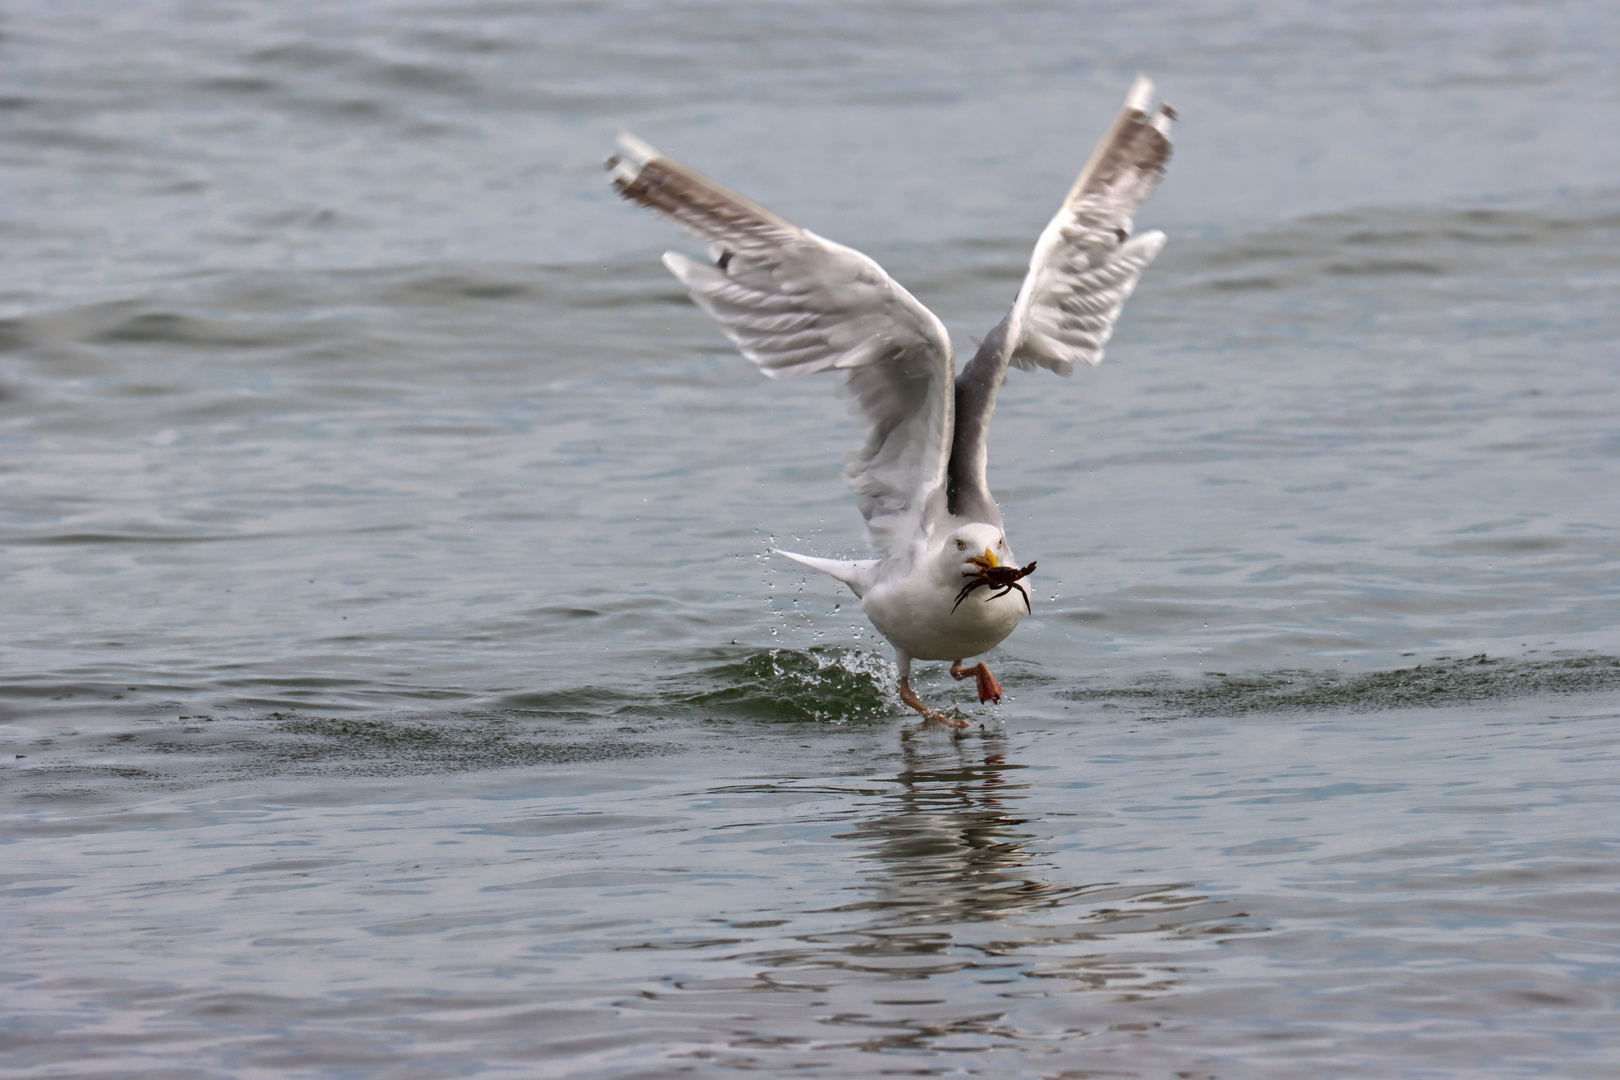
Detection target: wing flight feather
<box><xmin>1005</xmin><ymin>75</ymin><xmax>1174</xmax><ymax>375</ymax></box>
<box><xmin>948</xmin><ymin>77</ymin><xmax>1174</xmax><ymax>525</ymax></box>
<box><xmin>608</xmin><ymin>136</ymin><xmax>956</xmax><ymax>558</ymax></box>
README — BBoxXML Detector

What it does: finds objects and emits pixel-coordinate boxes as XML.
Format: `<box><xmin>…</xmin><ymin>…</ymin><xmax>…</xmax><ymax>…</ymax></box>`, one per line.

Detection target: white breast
<box><xmin>862</xmin><ymin>568</ymin><xmax>1027</xmax><ymax>661</ymax></box>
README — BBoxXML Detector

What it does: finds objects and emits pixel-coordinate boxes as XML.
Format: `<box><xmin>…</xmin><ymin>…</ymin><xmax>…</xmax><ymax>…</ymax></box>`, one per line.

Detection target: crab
<box><xmin>953</xmin><ymin>554</ymin><xmax>1037</xmax><ymax>614</ymax></box>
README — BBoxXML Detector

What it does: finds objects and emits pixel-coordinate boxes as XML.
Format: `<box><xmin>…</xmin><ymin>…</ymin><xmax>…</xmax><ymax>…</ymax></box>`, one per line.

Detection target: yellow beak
<box><xmin>982</xmin><ymin>546</ymin><xmax>999</xmax><ymax>567</ymax></box>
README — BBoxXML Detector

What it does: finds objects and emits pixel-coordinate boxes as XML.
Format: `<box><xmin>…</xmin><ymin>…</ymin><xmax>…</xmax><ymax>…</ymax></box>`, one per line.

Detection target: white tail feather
<box><xmin>773</xmin><ymin>549</ymin><xmax>879</xmax><ymax>598</ymax></box>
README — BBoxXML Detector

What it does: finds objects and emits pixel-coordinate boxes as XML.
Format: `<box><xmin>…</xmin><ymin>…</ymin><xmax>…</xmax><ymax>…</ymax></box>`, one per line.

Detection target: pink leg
<box><xmin>951</xmin><ymin>660</ymin><xmax>1003</xmax><ymax>704</ymax></box>
<box><xmin>897</xmin><ymin>655</ymin><xmax>969</xmax><ymax>730</ymax></box>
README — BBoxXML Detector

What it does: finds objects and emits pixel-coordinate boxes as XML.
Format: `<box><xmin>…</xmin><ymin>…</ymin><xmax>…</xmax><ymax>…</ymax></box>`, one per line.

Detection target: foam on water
<box><xmin>670</xmin><ymin>647</ymin><xmax>898</xmax><ymax>723</ymax></box>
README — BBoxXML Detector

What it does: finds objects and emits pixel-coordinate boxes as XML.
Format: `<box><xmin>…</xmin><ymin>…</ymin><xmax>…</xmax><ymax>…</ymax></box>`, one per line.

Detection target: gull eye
<box><xmin>956</xmin><ymin>539</ymin><xmax>966</xmax><ymax>551</ymax></box>
<box><xmin>998</xmin><ymin>538</ymin><xmax>1004</xmax><ymax>548</ymax></box>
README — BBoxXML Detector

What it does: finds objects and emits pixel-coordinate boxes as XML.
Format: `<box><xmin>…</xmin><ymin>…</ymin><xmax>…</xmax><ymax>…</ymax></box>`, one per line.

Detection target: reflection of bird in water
<box><xmin>623</xmin><ymin>739</ymin><xmax>1253</xmax><ymax>1066</ymax></box>
<box><xmin>609</xmin><ymin>78</ymin><xmax>1174</xmax><ymax>729</ymax></box>
<box><xmin>824</xmin><ymin>736</ymin><xmax>1231</xmax><ymax>1006</ymax></box>
<box><xmin>839</xmin><ymin>732</ymin><xmax>1076</xmax><ymax>928</ymax></box>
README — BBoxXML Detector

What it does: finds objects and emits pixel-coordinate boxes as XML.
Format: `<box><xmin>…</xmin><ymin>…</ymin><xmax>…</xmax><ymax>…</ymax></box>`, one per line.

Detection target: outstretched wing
<box><xmin>1006</xmin><ymin>75</ymin><xmax>1173</xmax><ymax>375</ymax></box>
<box><xmin>609</xmin><ymin>135</ymin><xmax>956</xmax><ymax>559</ymax></box>
<box><xmin>948</xmin><ymin>77</ymin><xmax>1174</xmax><ymax>524</ymax></box>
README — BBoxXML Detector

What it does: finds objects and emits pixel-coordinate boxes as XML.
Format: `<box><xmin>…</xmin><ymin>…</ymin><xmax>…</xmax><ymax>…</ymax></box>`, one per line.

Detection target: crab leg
<box><xmin>952</xmin><ymin>578</ymin><xmax>989</xmax><ymax>612</ymax></box>
<box><xmin>988</xmin><ymin>582</ymin><xmax>1032</xmax><ymax>613</ymax></box>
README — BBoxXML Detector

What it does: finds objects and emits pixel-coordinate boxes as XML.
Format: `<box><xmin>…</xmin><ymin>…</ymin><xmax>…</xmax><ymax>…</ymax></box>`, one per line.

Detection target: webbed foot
<box><xmin>950</xmin><ymin>660</ymin><xmax>1003</xmax><ymax>704</ymax></box>
<box><xmin>900</xmin><ymin>675</ymin><xmax>970</xmax><ymax>730</ymax></box>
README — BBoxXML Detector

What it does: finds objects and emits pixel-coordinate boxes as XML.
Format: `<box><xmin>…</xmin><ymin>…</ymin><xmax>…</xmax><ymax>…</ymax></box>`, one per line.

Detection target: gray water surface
<box><xmin>4</xmin><ymin>2</ymin><xmax>1620</xmax><ymax>1077</ymax></box>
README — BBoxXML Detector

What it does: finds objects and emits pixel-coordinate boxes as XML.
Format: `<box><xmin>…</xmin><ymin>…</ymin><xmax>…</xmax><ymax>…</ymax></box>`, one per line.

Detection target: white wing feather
<box><xmin>1005</xmin><ymin>75</ymin><xmax>1175</xmax><ymax>375</ymax></box>
<box><xmin>609</xmin><ymin>136</ymin><xmax>956</xmax><ymax>558</ymax></box>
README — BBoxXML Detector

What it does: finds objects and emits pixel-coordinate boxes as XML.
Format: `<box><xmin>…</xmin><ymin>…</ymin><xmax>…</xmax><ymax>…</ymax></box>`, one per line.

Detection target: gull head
<box><xmin>938</xmin><ymin>522</ymin><xmax>1015</xmax><ymax>580</ymax></box>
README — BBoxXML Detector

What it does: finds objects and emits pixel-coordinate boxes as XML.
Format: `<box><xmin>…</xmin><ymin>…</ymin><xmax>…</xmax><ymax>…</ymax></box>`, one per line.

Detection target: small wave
<box><xmin>1165</xmin><ymin>192</ymin><xmax>1620</xmax><ymax>296</ymax></box>
<box><xmin>254</xmin><ymin>713</ymin><xmax>680</xmax><ymax>775</ymax></box>
<box><xmin>1063</xmin><ymin>654</ymin><xmax>1620</xmax><ymax>716</ymax></box>
<box><xmin>363</xmin><ymin>61</ymin><xmax>478</xmax><ymax>97</ymax></box>
<box><xmin>189</xmin><ymin>76</ymin><xmax>280</xmax><ymax>96</ymax></box>
<box><xmin>247</xmin><ymin>42</ymin><xmax>358</xmax><ymax>71</ymax></box>
<box><xmin>5</xmin><ymin>301</ymin><xmax>316</xmax><ymax>352</ymax></box>
<box><xmin>380</xmin><ymin>271</ymin><xmax>541</xmax><ymax>304</ymax></box>
<box><xmin>488</xmin><ymin>648</ymin><xmax>895</xmax><ymax>725</ymax></box>
<box><xmin>669</xmin><ymin>647</ymin><xmax>895</xmax><ymax>723</ymax></box>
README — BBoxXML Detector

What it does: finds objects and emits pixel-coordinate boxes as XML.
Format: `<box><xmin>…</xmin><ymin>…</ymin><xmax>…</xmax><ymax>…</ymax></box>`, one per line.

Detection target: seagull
<box><xmin>609</xmin><ymin>77</ymin><xmax>1173</xmax><ymax>729</ymax></box>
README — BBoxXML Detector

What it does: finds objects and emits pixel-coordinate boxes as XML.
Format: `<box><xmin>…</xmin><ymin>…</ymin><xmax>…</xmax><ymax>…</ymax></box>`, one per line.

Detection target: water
<box><xmin>3</xmin><ymin>1</ymin><xmax>1619</xmax><ymax>1076</ymax></box>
